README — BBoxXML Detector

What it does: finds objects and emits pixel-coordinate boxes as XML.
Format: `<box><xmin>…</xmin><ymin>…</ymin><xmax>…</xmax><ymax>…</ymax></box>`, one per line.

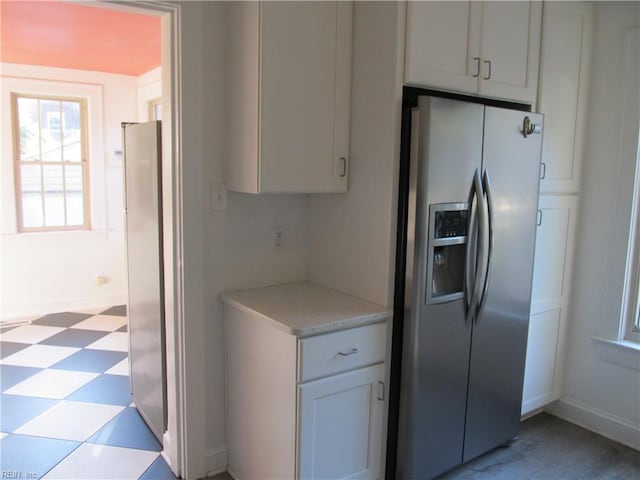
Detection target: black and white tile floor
<box><xmin>0</xmin><ymin>306</ymin><xmax>178</xmax><ymax>479</ymax></box>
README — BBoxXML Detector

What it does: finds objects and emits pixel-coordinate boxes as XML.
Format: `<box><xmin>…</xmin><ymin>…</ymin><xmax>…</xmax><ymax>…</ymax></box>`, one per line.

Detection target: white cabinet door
<box><xmin>524</xmin><ymin>194</ymin><xmax>578</xmax><ymax>414</ymax></box>
<box><xmin>530</xmin><ymin>195</ymin><xmax>579</xmax><ymax>311</ymax></box>
<box><xmin>404</xmin><ymin>1</ymin><xmax>541</xmax><ymax>104</ymax></box>
<box><xmin>404</xmin><ymin>1</ymin><xmax>479</xmax><ymax>94</ymax></box>
<box><xmin>522</xmin><ymin>306</ymin><xmax>565</xmax><ymax>414</ymax></box>
<box><xmin>538</xmin><ymin>2</ymin><xmax>593</xmax><ymax>194</ymax></box>
<box><xmin>227</xmin><ymin>1</ymin><xmax>352</xmax><ymax>194</ymax></box>
<box><xmin>478</xmin><ymin>1</ymin><xmax>542</xmax><ymax>104</ymax></box>
<box><xmin>298</xmin><ymin>364</ymin><xmax>384</xmax><ymax>480</ymax></box>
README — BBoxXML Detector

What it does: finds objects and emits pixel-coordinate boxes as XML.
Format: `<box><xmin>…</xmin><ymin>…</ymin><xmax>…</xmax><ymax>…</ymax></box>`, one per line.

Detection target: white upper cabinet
<box><xmin>405</xmin><ymin>1</ymin><xmax>542</xmax><ymax>104</ymax></box>
<box><xmin>537</xmin><ymin>2</ymin><xmax>593</xmax><ymax>194</ymax></box>
<box><xmin>477</xmin><ymin>1</ymin><xmax>541</xmax><ymax>102</ymax></box>
<box><xmin>227</xmin><ymin>1</ymin><xmax>352</xmax><ymax>194</ymax></box>
<box><xmin>404</xmin><ymin>1</ymin><xmax>479</xmax><ymax>94</ymax></box>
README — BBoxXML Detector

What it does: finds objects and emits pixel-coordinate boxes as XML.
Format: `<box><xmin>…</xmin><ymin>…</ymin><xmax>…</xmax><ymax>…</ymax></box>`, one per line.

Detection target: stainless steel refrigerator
<box><xmin>395</xmin><ymin>96</ymin><xmax>543</xmax><ymax>479</ymax></box>
<box><xmin>122</xmin><ymin>121</ymin><xmax>167</xmax><ymax>443</ymax></box>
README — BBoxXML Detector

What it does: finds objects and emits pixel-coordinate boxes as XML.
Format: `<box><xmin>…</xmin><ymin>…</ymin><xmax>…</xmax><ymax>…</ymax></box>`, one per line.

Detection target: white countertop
<box><xmin>220</xmin><ymin>282</ymin><xmax>391</xmax><ymax>337</ymax></box>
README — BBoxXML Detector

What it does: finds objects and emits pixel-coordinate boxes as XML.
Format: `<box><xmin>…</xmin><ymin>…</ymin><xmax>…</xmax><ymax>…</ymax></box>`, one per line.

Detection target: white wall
<box><xmin>549</xmin><ymin>2</ymin><xmax>640</xmax><ymax>449</ymax></box>
<box><xmin>308</xmin><ymin>1</ymin><xmax>403</xmax><ymax>308</ymax></box>
<box><xmin>198</xmin><ymin>2</ymin><xmax>311</xmax><ymax>474</ymax></box>
<box><xmin>0</xmin><ymin>64</ymin><xmax>140</xmax><ymax>319</ymax></box>
<box><xmin>137</xmin><ymin>66</ymin><xmax>161</xmax><ymax>120</ymax></box>
<box><xmin>306</xmin><ymin>4</ymin><xmax>405</xmax><ymax>476</ymax></box>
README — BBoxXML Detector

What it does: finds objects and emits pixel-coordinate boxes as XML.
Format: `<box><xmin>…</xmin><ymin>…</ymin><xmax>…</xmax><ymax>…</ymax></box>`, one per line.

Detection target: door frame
<box><xmin>100</xmin><ymin>1</ymin><xmax>196</xmax><ymax>477</ymax></box>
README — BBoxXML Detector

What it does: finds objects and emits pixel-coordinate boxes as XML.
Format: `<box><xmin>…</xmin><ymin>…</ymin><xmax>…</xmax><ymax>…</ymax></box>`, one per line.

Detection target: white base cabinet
<box><xmin>298</xmin><ymin>364</ymin><xmax>384</xmax><ymax>479</ymax></box>
<box><xmin>223</xmin><ymin>303</ymin><xmax>387</xmax><ymax>480</ymax></box>
<box><xmin>522</xmin><ymin>306</ymin><xmax>568</xmax><ymax>414</ymax></box>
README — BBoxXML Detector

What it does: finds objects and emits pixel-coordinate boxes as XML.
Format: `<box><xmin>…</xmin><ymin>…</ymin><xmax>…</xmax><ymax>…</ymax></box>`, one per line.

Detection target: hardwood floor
<box><xmin>209</xmin><ymin>412</ymin><xmax>640</xmax><ymax>479</ymax></box>
<box><xmin>441</xmin><ymin>412</ymin><xmax>639</xmax><ymax>479</ymax></box>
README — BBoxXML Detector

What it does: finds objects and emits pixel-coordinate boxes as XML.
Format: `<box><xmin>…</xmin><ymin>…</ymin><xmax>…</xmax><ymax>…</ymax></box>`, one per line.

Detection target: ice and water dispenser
<box><xmin>426</xmin><ymin>203</ymin><xmax>469</xmax><ymax>304</ymax></box>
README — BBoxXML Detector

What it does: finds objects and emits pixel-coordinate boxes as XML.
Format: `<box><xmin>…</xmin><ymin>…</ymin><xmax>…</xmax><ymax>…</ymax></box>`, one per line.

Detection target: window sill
<box><xmin>591</xmin><ymin>337</ymin><xmax>640</xmax><ymax>371</ymax></box>
<box><xmin>2</xmin><ymin>229</ymin><xmax>112</xmax><ymax>237</ymax></box>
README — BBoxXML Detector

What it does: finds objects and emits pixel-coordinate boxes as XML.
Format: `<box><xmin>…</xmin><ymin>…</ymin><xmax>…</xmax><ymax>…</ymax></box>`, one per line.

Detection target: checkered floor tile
<box><xmin>0</xmin><ymin>306</ymin><xmax>177</xmax><ymax>480</ymax></box>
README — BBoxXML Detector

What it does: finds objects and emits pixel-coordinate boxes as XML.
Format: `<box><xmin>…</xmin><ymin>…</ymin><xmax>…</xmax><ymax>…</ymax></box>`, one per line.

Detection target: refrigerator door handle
<box><xmin>464</xmin><ymin>185</ymin><xmax>477</xmax><ymax>306</ymax></box>
<box><xmin>476</xmin><ymin>169</ymin><xmax>495</xmax><ymax>323</ymax></box>
<box><xmin>463</xmin><ymin>180</ymin><xmax>477</xmax><ymax>323</ymax></box>
<box><xmin>465</xmin><ymin>169</ymin><xmax>485</xmax><ymax>326</ymax></box>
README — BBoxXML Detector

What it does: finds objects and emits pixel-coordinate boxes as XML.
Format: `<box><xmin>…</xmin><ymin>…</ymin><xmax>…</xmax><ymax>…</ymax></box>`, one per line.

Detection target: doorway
<box><xmin>0</xmin><ymin>1</ymin><xmax>183</xmax><ymax>477</ymax></box>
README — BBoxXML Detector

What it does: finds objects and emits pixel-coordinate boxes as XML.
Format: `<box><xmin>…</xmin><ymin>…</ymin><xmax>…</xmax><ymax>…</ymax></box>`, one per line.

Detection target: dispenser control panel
<box><xmin>434</xmin><ymin>210</ymin><xmax>468</xmax><ymax>239</ymax></box>
<box><xmin>426</xmin><ymin>203</ymin><xmax>469</xmax><ymax>305</ymax></box>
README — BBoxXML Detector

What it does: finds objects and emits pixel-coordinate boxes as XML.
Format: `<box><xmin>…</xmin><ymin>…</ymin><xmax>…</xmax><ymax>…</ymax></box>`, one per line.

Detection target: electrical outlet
<box><xmin>211</xmin><ymin>183</ymin><xmax>227</xmax><ymax>211</ymax></box>
<box><xmin>273</xmin><ymin>226</ymin><xmax>284</xmax><ymax>249</ymax></box>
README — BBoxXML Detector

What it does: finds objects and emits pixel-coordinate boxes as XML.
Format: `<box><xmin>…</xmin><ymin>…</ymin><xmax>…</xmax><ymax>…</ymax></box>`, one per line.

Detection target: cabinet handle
<box><xmin>339</xmin><ymin>157</ymin><xmax>347</xmax><ymax>177</ymax></box>
<box><xmin>483</xmin><ymin>59</ymin><xmax>492</xmax><ymax>80</ymax></box>
<box><xmin>540</xmin><ymin>162</ymin><xmax>546</xmax><ymax>180</ymax></box>
<box><xmin>377</xmin><ymin>381</ymin><xmax>385</xmax><ymax>401</ymax></box>
<box><xmin>472</xmin><ymin>57</ymin><xmax>480</xmax><ymax>78</ymax></box>
<box><xmin>537</xmin><ymin>210</ymin><xmax>543</xmax><ymax>227</ymax></box>
<box><xmin>336</xmin><ymin>347</ymin><xmax>358</xmax><ymax>357</ymax></box>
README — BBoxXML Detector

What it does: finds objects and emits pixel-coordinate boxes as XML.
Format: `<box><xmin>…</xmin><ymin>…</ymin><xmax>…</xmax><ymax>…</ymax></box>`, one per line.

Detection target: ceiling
<box><xmin>1</xmin><ymin>1</ymin><xmax>161</xmax><ymax>77</ymax></box>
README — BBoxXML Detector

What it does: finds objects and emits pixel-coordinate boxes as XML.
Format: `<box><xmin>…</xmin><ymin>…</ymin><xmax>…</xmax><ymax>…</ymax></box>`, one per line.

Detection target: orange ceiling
<box><xmin>0</xmin><ymin>0</ymin><xmax>161</xmax><ymax>76</ymax></box>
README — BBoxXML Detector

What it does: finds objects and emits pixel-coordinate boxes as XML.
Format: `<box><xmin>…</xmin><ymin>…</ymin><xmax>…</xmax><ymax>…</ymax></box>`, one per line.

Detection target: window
<box><xmin>13</xmin><ymin>94</ymin><xmax>90</xmax><ymax>231</ymax></box>
<box><xmin>621</xmin><ymin>29</ymin><xmax>640</xmax><ymax>343</ymax></box>
<box><xmin>626</xmin><ymin>135</ymin><xmax>640</xmax><ymax>343</ymax></box>
<box><xmin>148</xmin><ymin>97</ymin><xmax>162</xmax><ymax>121</ymax></box>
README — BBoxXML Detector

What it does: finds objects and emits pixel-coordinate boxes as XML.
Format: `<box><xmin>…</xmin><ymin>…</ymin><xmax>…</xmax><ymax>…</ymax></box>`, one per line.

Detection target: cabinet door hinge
<box><xmin>377</xmin><ymin>381</ymin><xmax>385</xmax><ymax>401</ymax></box>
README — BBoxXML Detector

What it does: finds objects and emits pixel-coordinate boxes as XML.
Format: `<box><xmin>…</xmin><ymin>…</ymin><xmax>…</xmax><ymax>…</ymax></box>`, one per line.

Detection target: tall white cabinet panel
<box><xmin>537</xmin><ymin>2</ymin><xmax>593</xmax><ymax>193</ymax></box>
<box><xmin>298</xmin><ymin>364</ymin><xmax>384</xmax><ymax>480</ymax></box>
<box><xmin>404</xmin><ymin>1</ymin><xmax>541</xmax><ymax>104</ymax></box>
<box><xmin>522</xmin><ymin>2</ymin><xmax>593</xmax><ymax>415</ymax></box>
<box><xmin>227</xmin><ymin>1</ymin><xmax>352</xmax><ymax>194</ymax></box>
<box><xmin>522</xmin><ymin>195</ymin><xmax>578</xmax><ymax>415</ymax></box>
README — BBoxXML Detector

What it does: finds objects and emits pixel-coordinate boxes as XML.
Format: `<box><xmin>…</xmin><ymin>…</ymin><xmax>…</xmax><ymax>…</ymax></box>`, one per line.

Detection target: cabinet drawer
<box><xmin>298</xmin><ymin>322</ymin><xmax>386</xmax><ymax>382</ymax></box>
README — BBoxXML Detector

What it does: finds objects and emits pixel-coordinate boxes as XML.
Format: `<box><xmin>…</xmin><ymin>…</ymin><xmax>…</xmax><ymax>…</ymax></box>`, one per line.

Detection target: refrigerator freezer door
<box><xmin>463</xmin><ymin>108</ymin><xmax>543</xmax><ymax>461</ymax></box>
<box><xmin>398</xmin><ymin>97</ymin><xmax>484</xmax><ymax>479</ymax></box>
<box><xmin>123</xmin><ymin>121</ymin><xmax>166</xmax><ymax>443</ymax></box>
<box><xmin>415</xmin><ymin>97</ymin><xmax>485</xmax><ymax>205</ymax></box>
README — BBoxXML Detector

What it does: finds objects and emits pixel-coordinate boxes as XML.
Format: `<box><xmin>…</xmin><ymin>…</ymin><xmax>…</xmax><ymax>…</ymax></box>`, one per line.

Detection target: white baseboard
<box><xmin>206</xmin><ymin>446</ymin><xmax>228</xmax><ymax>477</ymax></box>
<box><xmin>546</xmin><ymin>398</ymin><xmax>640</xmax><ymax>450</ymax></box>
<box><xmin>521</xmin><ymin>392</ymin><xmax>559</xmax><ymax>417</ymax></box>
<box><xmin>161</xmin><ymin>431</ymin><xmax>179</xmax><ymax>478</ymax></box>
<box><xmin>1</xmin><ymin>294</ymin><xmax>127</xmax><ymax>320</ymax></box>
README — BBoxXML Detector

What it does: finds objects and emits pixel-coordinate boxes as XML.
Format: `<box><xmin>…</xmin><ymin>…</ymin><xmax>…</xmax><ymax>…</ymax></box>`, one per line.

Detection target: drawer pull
<box><xmin>336</xmin><ymin>347</ymin><xmax>359</xmax><ymax>357</ymax></box>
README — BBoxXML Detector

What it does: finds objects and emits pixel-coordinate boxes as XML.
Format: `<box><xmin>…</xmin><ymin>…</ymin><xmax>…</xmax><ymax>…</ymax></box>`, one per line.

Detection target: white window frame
<box><xmin>1</xmin><ymin>75</ymin><xmax>106</xmax><ymax>235</ymax></box>
<box><xmin>623</xmin><ymin>158</ymin><xmax>640</xmax><ymax>344</ymax></box>
<box><xmin>12</xmin><ymin>93</ymin><xmax>91</xmax><ymax>232</ymax></box>
<box><xmin>619</xmin><ymin>28</ymin><xmax>640</xmax><ymax>344</ymax></box>
<box><xmin>148</xmin><ymin>97</ymin><xmax>162</xmax><ymax>121</ymax></box>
